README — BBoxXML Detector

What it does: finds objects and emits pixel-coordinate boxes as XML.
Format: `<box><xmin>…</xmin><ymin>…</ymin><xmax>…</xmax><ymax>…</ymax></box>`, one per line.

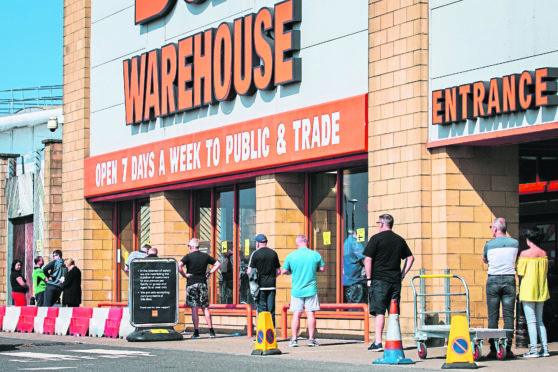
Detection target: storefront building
<box><xmin>53</xmin><ymin>0</ymin><xmax>557</xmax><ymax>338</ymax></box>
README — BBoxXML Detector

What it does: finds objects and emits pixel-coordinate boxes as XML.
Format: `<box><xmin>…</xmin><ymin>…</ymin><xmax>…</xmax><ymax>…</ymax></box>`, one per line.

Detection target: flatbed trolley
<box><xmin>410</xmin><ymin>273</ymin><xmax>510</xmax><ymax>360</ymax></box>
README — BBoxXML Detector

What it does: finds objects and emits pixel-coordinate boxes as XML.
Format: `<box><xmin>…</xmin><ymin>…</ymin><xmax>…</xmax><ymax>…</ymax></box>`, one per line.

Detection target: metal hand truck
<box><xmin>410</xmin><ymin>273</ymin><xmax>510</xmax><ymax>360</ymax></box>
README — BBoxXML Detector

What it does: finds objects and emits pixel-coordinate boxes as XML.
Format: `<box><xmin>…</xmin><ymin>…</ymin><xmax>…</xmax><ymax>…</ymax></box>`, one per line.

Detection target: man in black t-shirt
<box><xmin>178</xmin><ymin>238</ymin><xmax>221</xmax><ymax>339</ymax></box>
<box><xmin>363</xmin><ymin>214</ymin><xmax>414</xmax><ymax>352</ymax></box>
<box><xmin>247</xmin><ymin>234</ymin><xmax>281</xmax><ymax>326</ymax></box>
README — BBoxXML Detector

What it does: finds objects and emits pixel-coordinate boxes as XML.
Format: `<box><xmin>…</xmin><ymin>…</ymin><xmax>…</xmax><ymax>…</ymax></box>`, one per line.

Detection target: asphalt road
<box><xmin>0</xmin><ymin>336</ymin><xmax>440</xmax><ymax>372</ymax></box>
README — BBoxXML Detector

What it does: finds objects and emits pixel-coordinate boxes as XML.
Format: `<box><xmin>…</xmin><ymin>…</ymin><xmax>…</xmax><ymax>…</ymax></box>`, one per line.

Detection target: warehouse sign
<box><xmin>84</xmin><ymin>95</ymin><xmax>368</xmax><ymax>198</ymax></box>
<box><xmin>125</xmin><ymin>0</ymin><xmax>302</xmax><ymax>125</ymax></box>
<box><xmin>432</xmin><ymin>67</ymin><xmax>558</xmax><ymax>125</ymax></box>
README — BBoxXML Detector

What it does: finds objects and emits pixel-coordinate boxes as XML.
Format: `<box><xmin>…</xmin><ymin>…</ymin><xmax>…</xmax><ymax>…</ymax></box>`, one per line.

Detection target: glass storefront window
<box><xmin>215</xmin><ymin>187</ymin><xmax>234</xmax><ymax>304</ymax></box>
<box><xmin>310</xmin><ymin>171</ymin><xmax>339</xmax><ymax>304</ymax></box>
<box><xmin>118</xmin><ymin>199</ymin><xmax>150</xmax><ymax>303</ymax></box>
<box><xmin>342</xmin><ymin>168</ymin><xmax>368</xmax><ymax>304</ymax></box>
<box><xmin>239</xmin><ymin>185</ymin><xmax>256</xmax><ymax>305</ymax></box>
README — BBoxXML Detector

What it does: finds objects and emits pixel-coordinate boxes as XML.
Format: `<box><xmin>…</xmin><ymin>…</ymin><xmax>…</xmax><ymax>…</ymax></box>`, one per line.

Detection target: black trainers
<box><xmin>368</xmin><ymin>342</ymin><xmax>383</xmax><ymax>351</ymax></box>
<box><xmin>191</xmin><ymin>329</ymin><xmax>200</xmax><ymax>339</ymax></box>
<box><xmin>209</xmin><ymin>328</ymin><xmax>216</xmax><ymax>338</ymax></box>
<box><xmin>486</xmin><ymin>350</ymin><xmax>498</xmax><ymax>359</ymax></box>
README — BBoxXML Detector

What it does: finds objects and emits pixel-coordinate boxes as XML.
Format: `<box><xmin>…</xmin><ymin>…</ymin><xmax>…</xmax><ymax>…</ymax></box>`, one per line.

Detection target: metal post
<box><xmin>419</xmin><ymin>268</ymin><xmax>425</xmax><ymax>327</ymax></box>
<box><xmin>444</xmin><ymin>269</ymin><xmax>451</xmax><ymax>324</ymax></box>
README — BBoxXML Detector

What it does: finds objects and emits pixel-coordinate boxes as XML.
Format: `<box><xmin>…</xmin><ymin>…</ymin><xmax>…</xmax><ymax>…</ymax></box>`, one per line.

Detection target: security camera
<box><xmin>47</xmin><ymin>117</ymin><xmax>58</xmax><ymax>132</ymax></box>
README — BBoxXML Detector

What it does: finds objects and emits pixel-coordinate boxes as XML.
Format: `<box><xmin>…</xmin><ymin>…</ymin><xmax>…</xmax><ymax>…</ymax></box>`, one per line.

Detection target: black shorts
<box><xmin>368</xmin><ymin>279</ymin><xmax>401</xmax><ymax>316</ymax></box>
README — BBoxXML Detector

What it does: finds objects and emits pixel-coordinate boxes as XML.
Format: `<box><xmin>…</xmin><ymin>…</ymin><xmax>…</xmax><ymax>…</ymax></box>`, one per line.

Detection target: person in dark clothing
<box><xmin>11</xmin><ymin>259</ymin><xmax>29</xmax><ymax>306</ymax></box>
<box><xmin>61</xmin><ymin>258</ymin><xmax>82</xmax><ymax>307</ymax></box>
<box><xmin>178</xmin><ymin>238</ymin><xmax>221</xmax><ymax>339</ymax></box>
<box><xmin>364</xmin><ymin>214</ymin><xmax>414</xmax><ymax>352</ymax></box>
<box><xmin>43</xmin><ymin>249</ymin><xmax>68</xmax><ymax>306</ymax></box>
<box><xmin>247</xmin><ymin>234</ymin><xmax>281</xmax><ymax>326</ymax></box>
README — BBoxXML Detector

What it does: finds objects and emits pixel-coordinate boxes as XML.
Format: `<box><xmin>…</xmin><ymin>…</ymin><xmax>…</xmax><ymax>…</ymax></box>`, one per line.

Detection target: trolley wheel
<box><xmin>417</xmin><ymin>342</ymin><xmax>428</xmax><ymax>359</ymax></box>
<box><xmin>473</xmin><ymin>344</ymin><xmax>482</xmax><ymax>361</ymax></box>
<box><xmin>496</xmin><ymin>344</ymin><xmax>507</xmax><ymax>360</ymax></box>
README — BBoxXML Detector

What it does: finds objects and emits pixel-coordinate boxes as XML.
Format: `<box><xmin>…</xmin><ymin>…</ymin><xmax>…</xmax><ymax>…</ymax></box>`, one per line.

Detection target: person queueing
<box><xmin>343</xmin><ymin>230</ymin><xmax>367</xmax><ymax>304</ymax></box>
<box><xmin>61</xmin><ymin>258</ymin><xmax>82</xmax><ymax>307</ymax></box>
<box><xmin>11</xmin><ymin>259</ymin><xmax>29</xmax><ymax>306</ymax></box>
<box><xmin>517</xmin><ymin>228</ymin><xmax>550</xmax><ymax>358</ymax></box>
<box><xmin>364</xmin><ymin>214</ymin><xmax>414</xmax><ymax>351</ymax></box>
<box><xmin>43</xmin><ymin>250</ymin><xmax>68</xmax><ymax>307</ymax></box>
<box><xmin>482</xmin><ymin>217</ymin><xmax>518</xmax><ymax>359</ymax></box>
<box><xmin>178</xmin><ymin>238</ymin><xmax>221</xmax><ymax>339</ymax></box>
<box><xmin>125</xmin><ymin>244</ymin><xmax>149</xmax><ymax>307</ymax></box>
<box><xmin>32</xmin><ymin>256</ymin><xmax>47</xmax><ymax>306</ymax></box>
<box><xmin>247</xmin><ymin>234</ymin><xmax>281</xmax><ymax>327</ymax></box>
<box><xmin>281</xmin><ymin>235</ymin><xmax>326</xmax><ymax>347</ymax></box>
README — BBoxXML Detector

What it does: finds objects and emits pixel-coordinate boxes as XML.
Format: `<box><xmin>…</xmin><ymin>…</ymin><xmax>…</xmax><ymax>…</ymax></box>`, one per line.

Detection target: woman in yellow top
<box><xmin>517</xmin><ymin>228</ymin><xmax>550</xmax><ymax>358</ymax></box>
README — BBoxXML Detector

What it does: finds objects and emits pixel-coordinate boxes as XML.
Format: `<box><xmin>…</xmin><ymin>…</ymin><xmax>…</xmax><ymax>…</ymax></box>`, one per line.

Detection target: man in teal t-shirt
<box><xmin>281</xmin><ymin>235</ymin><xmax>325</xmax><ymax>347</ymax></box>
<box><xmin>32</xmin><ymin>256</ymin><xmax>47</xmax><ymax>306</ymax></box>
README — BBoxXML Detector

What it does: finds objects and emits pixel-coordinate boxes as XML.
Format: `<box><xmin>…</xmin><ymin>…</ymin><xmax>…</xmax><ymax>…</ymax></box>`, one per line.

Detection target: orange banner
<box><xmin>84</xmin><ymin>95</ymin><xmax>367</xmax><ymax>198</ymax></box>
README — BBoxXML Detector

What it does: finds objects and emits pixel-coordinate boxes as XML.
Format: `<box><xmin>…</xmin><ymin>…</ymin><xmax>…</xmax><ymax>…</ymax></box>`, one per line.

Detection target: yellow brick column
<box><xmin>431</xmin><ymin>146</ymin><xmax>519</xmax><ymax>328</ymax></box>
<box><xmin>150</xmin><ymin>190</ymin><xmax>191</xmax><ymax>304</ymax></box>
<box><xmin>0</xmin><ymin>154</ymin><xmax>18</xmax><ymax>304</ymax></box>
<box><xmin>63</xmin><ymin>0</ymin><xmax>115</xmax><ymax>304</ymax></box>
<box><xmin>368</xmin><ymin>0</ymin><xmax>431</xmax><ymax>335</ymax></box>
<box><xmin>256</xmin><ymin>173</ymin><xmax>305</xmax><ymax>332</ymax></box>
<box><xmin>42</xmin><ymin>140</ymin><xmax>63</xmax><ymax>258</ymax></box>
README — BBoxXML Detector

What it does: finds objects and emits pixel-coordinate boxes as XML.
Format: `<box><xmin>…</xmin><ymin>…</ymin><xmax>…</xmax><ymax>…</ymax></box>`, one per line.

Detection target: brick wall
<box><xmin>63</xmin><ymin>0</ymin><xmax>115</xmax><ymax>305</ymax></box>
<box><xmin>368</xmin><ymin>0</ymin><xmax>430</xmax><ymax>334</ymax></box>
<box><xmin>0</xmin><ymin>155</ymin><xmax>18</xmax><ymax>304</ymax></box>
<box><xmin>43</xmin><ymin>140</ymin><xmax>63</xmax><ymax>259</ymax></box>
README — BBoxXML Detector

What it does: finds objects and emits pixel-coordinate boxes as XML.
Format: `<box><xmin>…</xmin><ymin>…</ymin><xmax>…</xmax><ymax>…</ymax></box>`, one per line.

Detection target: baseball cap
<box><xmin>254</xmin><ymin>234</ymin><xmax>267</xmax><ymax>243</ymax></box>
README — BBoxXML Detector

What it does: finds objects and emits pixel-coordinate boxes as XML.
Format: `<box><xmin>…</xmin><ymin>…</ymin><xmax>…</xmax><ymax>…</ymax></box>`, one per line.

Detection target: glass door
<box><xmin>238</xmin><ymin>185</ymin><xmax>256</xmax><ymax>305</ymax></box>
<box><xmin>215</xmin><ymin>187</ymin><xmax>234</xmax><ymax>304</ymax></box>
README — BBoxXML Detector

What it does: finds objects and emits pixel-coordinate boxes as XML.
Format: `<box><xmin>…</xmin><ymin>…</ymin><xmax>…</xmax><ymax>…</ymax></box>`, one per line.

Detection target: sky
<box><xmin>0</xmin><ymin>1</ymin><xmax>63</xmax><ymax>91</ymax></box>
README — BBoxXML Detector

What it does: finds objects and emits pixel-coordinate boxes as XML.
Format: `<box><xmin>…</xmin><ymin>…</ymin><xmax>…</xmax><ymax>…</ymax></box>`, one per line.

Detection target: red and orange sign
<box><xmin>84</xmin><ymin>95</ymin><xmax>367</xmax><ymax>198</ymax></box>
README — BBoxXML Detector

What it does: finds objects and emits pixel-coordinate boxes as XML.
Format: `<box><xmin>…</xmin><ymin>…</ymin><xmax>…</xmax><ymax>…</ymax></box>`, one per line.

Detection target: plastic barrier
<box><xmin>3</xmin><ymin>307</ymin><xmax>21</xmax><ymax>332</ymax></box>
<box><xmin>55</xmin><ymin>307</ymin><xmax>72</xmax><ymax>335</ymax></box>
<box><xmin>118</xmin><ymin>308</ymin><xmax>135</xmax><ymax>338</ymax></box>
<box><xmin>33</xmin><ymin>307</ymin><xmax>48</xmax><ymax>334</ymax></box>
<box><xmin>0</xmin><ymin>306</ymin><xmax>5</xmax><ymax>331</ymax></box>
<box><xmin>280</xmin><ymin>303</ymin><xmax>370</xmax><ymax>343</ymax></box>
<box><xmin>181</xmin><ymin>304</ymin><xmax>254</xmax><ymax>338</ymax></box>
<box><xmin>69</xmin><ymin>307</ymin><xmax>93</xmax><ymax>336</ymax></box>
<box><xmin>89</xmin><ymin>307</ymin><xmax>109</xmax><ymax>337</ymax></box>
<box><xmin>16</xmin><ymin>306</ymin><xmax>38</xmax><ymax>333</ymax></box>
<box><xmin>43</xmin><ymin>307</ymin><xmax>59</xmax><ymax>335</ymax></box>
<box><xmin>104</xmin><ymin>308</ymin><xmax>123</xmax><ymax>338</ymax></box>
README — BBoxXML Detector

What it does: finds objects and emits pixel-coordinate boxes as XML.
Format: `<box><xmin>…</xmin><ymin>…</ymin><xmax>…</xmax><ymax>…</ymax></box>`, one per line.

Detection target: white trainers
<box><xmin>289</xmin><ymin>338</ymin><xmax>298</xmax><ymax>347</ymax></box>
<box><xmin>308</xmin><ymin>339</ymin><xmax>319</xmax><ymax>347</ymax></box>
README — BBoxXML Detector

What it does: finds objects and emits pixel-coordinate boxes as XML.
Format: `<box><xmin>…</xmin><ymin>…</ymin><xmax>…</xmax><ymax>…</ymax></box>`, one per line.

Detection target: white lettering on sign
<box><xmin>225</xmin><ymin>128</ymin><xmax>270</xmax><ymax>164</ymax></box>
<box><xmin>292</xmin><ymin>112</ymin><xmax>340</xmax><ymax>151</ymax></box>
<box><xmin>131</xmin><ymin>152</ymin><xmax>155</xmax><ymax>181</ymax></box>
<box><xmin>95</xmin><ymin>160</ymin><xmax>118</xmax><ymax>187</ymax></box>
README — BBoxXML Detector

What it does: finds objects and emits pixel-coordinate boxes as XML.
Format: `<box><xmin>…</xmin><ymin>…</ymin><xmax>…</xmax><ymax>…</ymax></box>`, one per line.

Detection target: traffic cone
<box><xmin>373</xmin><ymin>299</ymin><xmax>415</xmax><ymax>365</ymax></box>
<box><xmin>251</xmin><ymin>311</ymin><xmax>282</xmax><ymax>356</ymax></box>
<box><xmin>441</xmin><ymin>315</ymin><xmax>478</xmax><ymax>369</ymax></box>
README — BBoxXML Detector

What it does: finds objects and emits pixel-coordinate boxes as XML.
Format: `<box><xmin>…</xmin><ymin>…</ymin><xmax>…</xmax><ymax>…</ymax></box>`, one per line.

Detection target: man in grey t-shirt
<box><xmin>482</xmin><ymin>217</ymin><xmax>518</xmax><ymax>359</ymax></box>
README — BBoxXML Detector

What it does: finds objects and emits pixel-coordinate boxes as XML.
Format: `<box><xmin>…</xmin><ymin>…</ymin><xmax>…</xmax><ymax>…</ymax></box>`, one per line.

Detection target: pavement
<box><xmin>1</xmin><ymin>331</ymin><xmax>558</xmax><ymax>371</ymax></box>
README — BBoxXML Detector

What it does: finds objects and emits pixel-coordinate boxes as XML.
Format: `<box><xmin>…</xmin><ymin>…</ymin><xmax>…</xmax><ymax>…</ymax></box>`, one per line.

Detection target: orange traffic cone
<box><xmin>373</xmin><ymin>299</ymin><xmax>415</xmax><ymax>365</ymax></box>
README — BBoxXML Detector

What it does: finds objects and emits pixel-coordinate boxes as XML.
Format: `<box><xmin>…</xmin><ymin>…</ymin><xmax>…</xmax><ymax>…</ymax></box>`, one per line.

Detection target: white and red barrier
<box><xmin>0</xmin><ymin>305</ymin><xmax>129</xmax><ymax>339</ymax></box>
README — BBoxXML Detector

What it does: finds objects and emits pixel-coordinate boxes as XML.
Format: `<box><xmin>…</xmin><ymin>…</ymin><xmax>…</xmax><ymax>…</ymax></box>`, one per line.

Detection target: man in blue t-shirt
<box><xmin>281</xmin><ymin>235</ymin><xmax>325</xmax><ymax>347</ymax></box>
<box><xmin>482</xmin><ymin>217</ymin><xmax>518</xmax><ymax>359</ymax></box>
<box><xmin>343</xmin><ymin>231</ymin><xmax>366</xmax><ymax>304</ymax></box>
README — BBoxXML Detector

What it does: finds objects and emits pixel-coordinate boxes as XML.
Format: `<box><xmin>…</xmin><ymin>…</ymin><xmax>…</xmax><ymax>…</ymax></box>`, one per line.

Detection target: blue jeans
<box><xmin>522</xmin><ymin>301</ymin><xmax>547</xmax><ymax>348</ymax></box>
<box><xmin>257</xmin><ymin>290</ymin><xmax>276</xmax><ymax>327</ymax></box>
<box><xmin>486</xmin><ymin>275</ymin><xmax>516</xmax><ymax>348</ymax></box>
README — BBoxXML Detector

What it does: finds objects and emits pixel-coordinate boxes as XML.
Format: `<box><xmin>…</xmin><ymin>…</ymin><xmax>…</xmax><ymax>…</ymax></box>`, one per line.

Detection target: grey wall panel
<box><xmin>429</xmin><ymin>0</ymin><xmax>558</xmax><ymax>143</ymax></box>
